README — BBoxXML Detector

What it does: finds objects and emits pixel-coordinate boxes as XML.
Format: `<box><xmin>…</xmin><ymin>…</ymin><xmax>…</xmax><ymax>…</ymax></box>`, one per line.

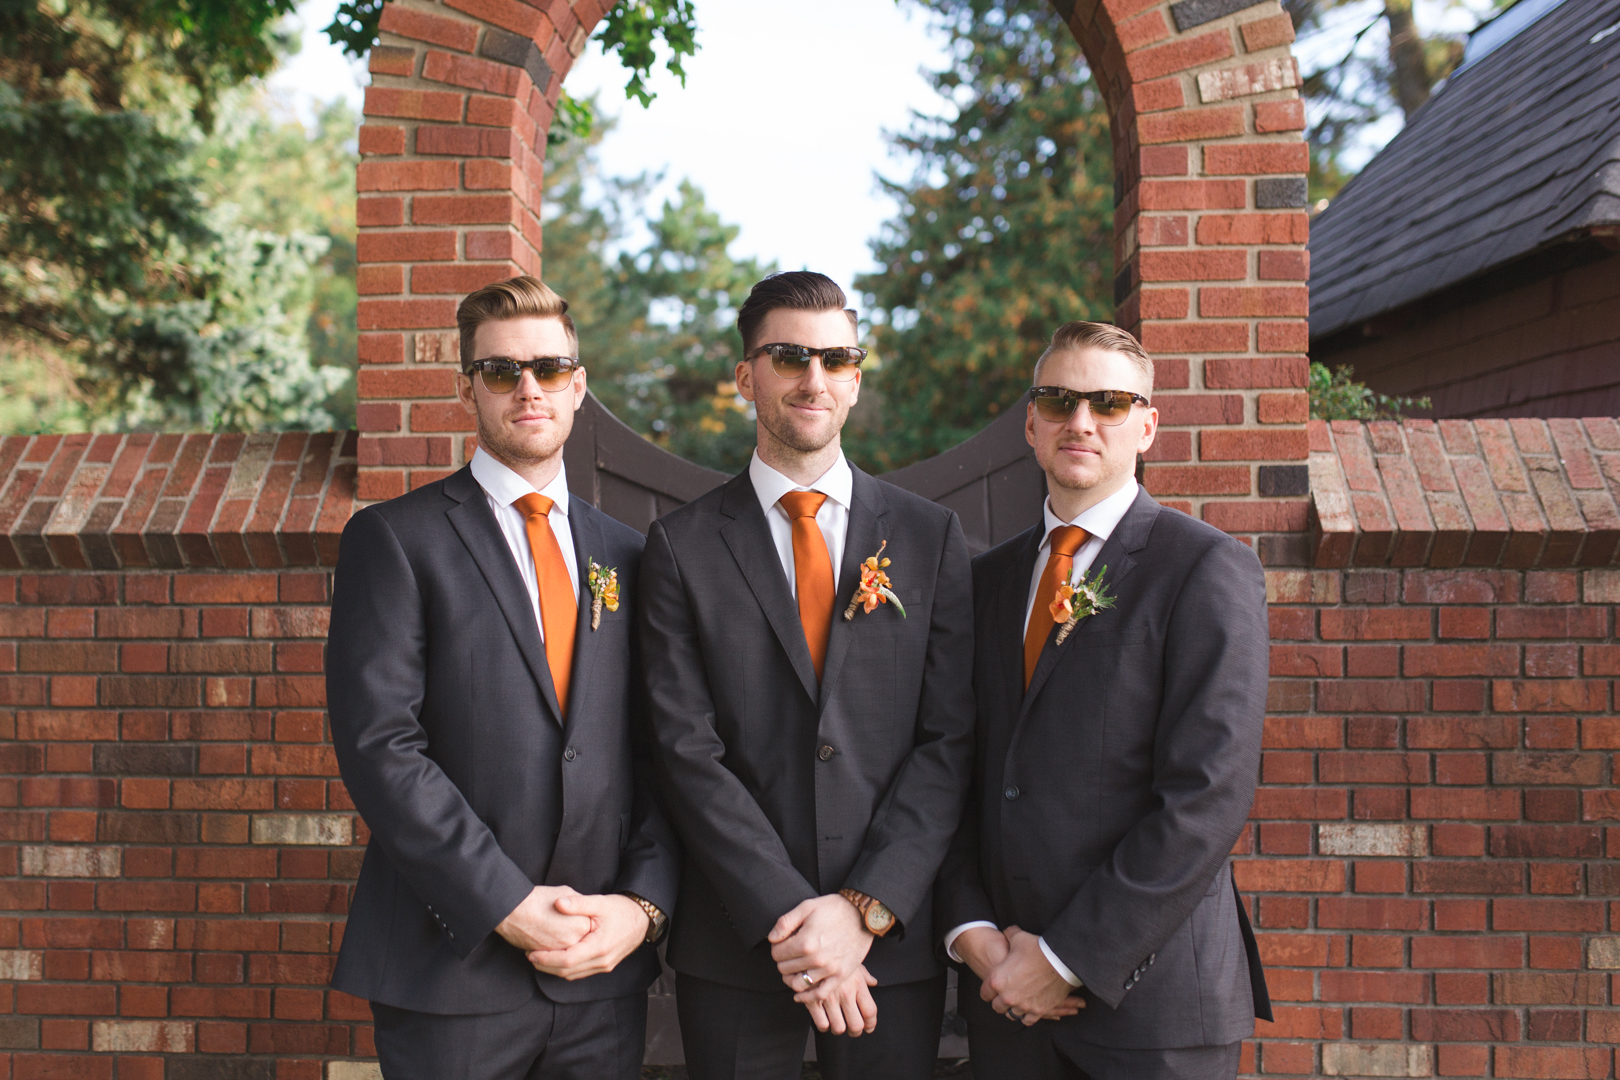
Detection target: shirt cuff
<box><xmin>1039</xmin><ymin>936</ymin><xmax>1083</xmax><ymax>988</ymax></box>
<box><xmin>943</xmin><ymin>921</ymin><xmax>999</xmax><ymax>963</ymax></box>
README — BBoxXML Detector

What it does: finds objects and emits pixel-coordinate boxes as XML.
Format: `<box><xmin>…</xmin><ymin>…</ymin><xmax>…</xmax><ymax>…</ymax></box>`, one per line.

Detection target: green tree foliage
<box><xmin>849</xmin><ymin>0</ymin><xmax>1113</xmax><ymax>471</ymax></box>
<box><xmin>1309</xmin><ymin>360</ymin><xmax>1430</xmax><ymax>420</ymax></box>
<box><xmin>325</xmin><ymin>0</ymin><xmax>699</xmax><ymax>143</ymax></box>
<box><xmin>0</xmin><ymin>1</ymin><xmax>352</xmax><ymax>432</ymax></box>
<box><xmin>540</xmin><ymin>120</ymin><xmax>770</xmax><ymax>474</ymax></box>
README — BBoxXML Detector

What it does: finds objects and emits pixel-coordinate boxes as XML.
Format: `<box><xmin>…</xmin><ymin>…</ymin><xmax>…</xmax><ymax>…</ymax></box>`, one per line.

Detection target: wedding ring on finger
<box><xmin>800</xmin><ymin>972</ymin><xmax>815</xmax><ymax>988</ymax></box>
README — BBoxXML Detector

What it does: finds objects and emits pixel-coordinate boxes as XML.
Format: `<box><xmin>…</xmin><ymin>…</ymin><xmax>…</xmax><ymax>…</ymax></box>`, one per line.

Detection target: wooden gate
<box><xmin>564</xmin><ymin>392</ymin><xmax>1046</xmax><ymax>554</ymax></box>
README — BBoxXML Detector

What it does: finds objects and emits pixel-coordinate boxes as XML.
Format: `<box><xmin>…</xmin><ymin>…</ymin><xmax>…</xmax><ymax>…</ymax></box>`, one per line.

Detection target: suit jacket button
<box><xmin>1004</xmin><ymin>786</ymin><xmax>1020</xmax><ymax>801</ymax></box>
<box><xmin>818</xmin><ymin>745</ymin><xmax>835</xmax><ymax>761</ymax></box>
<box><xmin>563</xmin><ymin>747</ymin><xmax>577</xmax><ymax>761</ymax></box>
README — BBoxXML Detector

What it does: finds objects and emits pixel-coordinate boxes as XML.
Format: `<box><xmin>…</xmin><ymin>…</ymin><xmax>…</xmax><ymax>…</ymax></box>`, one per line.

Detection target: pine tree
<box><xmin>849</xmin><ymin>0</ymin><xmax>1114</xmax><ymax>471</ymax></box>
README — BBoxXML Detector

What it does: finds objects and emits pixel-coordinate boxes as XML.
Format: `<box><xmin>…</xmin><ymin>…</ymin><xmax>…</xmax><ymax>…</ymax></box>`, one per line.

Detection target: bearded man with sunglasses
<box><xmin>640</xmin><ymin>271</ymin><xmax>976</xmax><ymax>1080</ymax></box>
<box><xmin>937</xmin><ymin>321</ymin><xmax>1271</xmax><ymax>1079</ymax></box>
<box><xmin>326</xmin><ymin>276</ymin><xmax>678</xmax><ymax>1080</ymax></box>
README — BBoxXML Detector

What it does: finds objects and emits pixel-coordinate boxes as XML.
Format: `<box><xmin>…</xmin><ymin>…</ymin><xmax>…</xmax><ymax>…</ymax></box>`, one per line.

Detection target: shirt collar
<box><xmin>470</xmin><ymin>447</ymin><xmax>571</xmax><ymax>516</ymax></box>
<box><xmin>1040</xmin><ymin>478</ymin><xmax>1138</xmax><ymax>550</ymax></box>
<box><xmin>749</xmin><ymin>449</ymin><xmax>853</xmax><ymax>517</ymax></box>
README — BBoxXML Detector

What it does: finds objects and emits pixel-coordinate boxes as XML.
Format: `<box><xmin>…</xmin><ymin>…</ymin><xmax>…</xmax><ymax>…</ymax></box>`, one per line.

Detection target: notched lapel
<box><xmin>718</xmin><ymin>475</ymin><xmax>820</xmax><ymax>703</ymax></box>
<box><xmin>1019</xmin><ymin>489</ymin><xmax>1159</xmax><ymax>715</ymax></box>
<box><xmin>446</xmin><ymin>480</ymin><xmax>565</xmax><ymax>726</ymax></box>
<box><xmin>565</xmin><ymin>503</ymin><xmax>607</xmax><ymax>733</ymax></box>
<box><xmin>997</xmin><ymin>527</ymin><xmax>1041</xmax><ymax>722</ymax></box>
<box><xmin>819</xmin><ymin>471</ymin><xmax>890</xmax><ymax>704</ymax></box>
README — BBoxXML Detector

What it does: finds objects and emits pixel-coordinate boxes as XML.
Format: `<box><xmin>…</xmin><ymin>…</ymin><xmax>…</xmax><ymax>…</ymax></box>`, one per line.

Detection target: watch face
<box><xmin>867</xmin><ymin>904</ymin><xmax>894</xmax><ymax>933</ymax></box>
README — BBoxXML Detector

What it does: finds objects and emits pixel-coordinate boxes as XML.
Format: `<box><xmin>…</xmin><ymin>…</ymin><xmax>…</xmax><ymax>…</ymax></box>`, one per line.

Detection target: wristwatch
<box><xmin>621</xmin><ymin>892</ymin><xmax>668</xmax><ymax>945</ymax></box>
<box><xmin>839</xmin><ymin>888</ymin><xmax>896</xmax><ymax>937</ymax></box>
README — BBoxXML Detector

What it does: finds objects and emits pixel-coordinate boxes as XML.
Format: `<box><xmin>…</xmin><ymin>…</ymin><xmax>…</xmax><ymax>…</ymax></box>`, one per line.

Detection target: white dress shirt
<box><xmin>469</xmin><ymin>448</ymin><xmax>579</xmax><ymax>644</ymax></box>
<box><xmin>748</xmin><ymin>450</ymin><xmax>853</xmax><ymax>595</ymax></box>
<box><xmin>945</xmin><ymin>478</ymin><xmax>1141</xmax><ymax>989</ymax></box>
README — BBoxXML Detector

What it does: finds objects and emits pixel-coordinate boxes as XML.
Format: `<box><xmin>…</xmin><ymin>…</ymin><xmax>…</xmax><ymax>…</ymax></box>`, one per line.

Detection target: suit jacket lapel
<box><xmin>563</xmin><ymin>502</ymin><xmax>606</xmax><ymax>734</ymax></box>
<box><xmin>444</xmin><ymin>467</ymin><xmax>564</xmax><ymax>726</ymax></box>
<box><xmin>996</xmin><ymin>526</ymin><xmax>1042</xmax><ymax>724</ymax></box>
<box><xmin>718</xmin><ymin>472</ymin><xmax>820</xmax><ymax>703</ymax></box>
<box><xmin>819</xmin><ymin>467</ymin><xmax>889</xmax><ymax>705</ymax></box>
<box><xmin>1019</xmin><ymin>488</ymin><xmax>1158</xmax><ymax>718</ymax></box>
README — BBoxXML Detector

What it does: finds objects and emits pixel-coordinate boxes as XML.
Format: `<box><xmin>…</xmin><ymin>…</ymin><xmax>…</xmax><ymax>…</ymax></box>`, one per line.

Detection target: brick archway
<box><xmin>355</xmin><ymin>0</ymin><xmax>1311</xmax><ymax>555</ymax></box>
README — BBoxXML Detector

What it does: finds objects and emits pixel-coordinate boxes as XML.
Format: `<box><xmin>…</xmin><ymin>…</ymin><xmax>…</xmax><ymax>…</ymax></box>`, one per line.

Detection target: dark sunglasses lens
<box><xmin>770</xmin><ymin>354</ymin><xmax>811</xmax><ymax>379</ymax></box>
<box><xmin>1034</xmin><ymin>394</ymin><xmax>1076</xmax><ymax>421</ymax></box>
<box><xmin>480</xmin><ymin>367</ymin><xmax>521</xmax><ymax>394</ymax></box>
<box><xmin>533</xmin><ymin>363</ymin><xmax>575</xmax><ymax>391</ymax></box>
<box><xmin>1090</xmin><ymin>393</ymin><xmax>1128</xmax><ymax>418</ymax></box>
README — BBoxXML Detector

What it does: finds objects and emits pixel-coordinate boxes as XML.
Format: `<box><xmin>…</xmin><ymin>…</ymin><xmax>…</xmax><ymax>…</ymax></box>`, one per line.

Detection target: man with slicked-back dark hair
<box><xmin>640</xmin><ymin>271</ymin><xmax>976</xmax><ymax>1079</ymax></box>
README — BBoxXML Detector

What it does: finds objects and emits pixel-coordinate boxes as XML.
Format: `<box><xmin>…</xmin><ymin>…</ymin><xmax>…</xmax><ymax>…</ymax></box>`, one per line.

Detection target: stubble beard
<box><xmin>758</xmin><ymin>394</ymin><xmax>845</xmax><ymax>456</ymax></box>
<box><xmin>476</xmin><ymin>406</ymin><xmax>566</xmax><ymax>471</ymax></box>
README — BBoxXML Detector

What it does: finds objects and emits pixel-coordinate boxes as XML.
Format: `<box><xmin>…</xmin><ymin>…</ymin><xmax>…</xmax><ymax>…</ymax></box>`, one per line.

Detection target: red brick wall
<box><xmin>1250</xmin><ymin>563</ymin><xmax>1619</xmax><ymax>1079</ymax></box>
<box><xmin>0</xmin><ymin>418</ymin><xmax>1615</xmax><ymax>1077</ymax></box>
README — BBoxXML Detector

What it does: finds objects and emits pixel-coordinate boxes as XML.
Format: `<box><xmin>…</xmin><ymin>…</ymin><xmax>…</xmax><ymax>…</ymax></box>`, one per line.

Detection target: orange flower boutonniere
<box><xmin>587</xmin><ymin>558</ymin><xmax>619</xmax><ymax>630</ymax></box>
<box><xmin>1052</xmin><ymin>564</ymin><xmax>1115</xmax><ymax>645</ymax></box>
<box><xmin>843</xmin><ymin>540</ymin><xmax>907</xmax><ymax>621</ymax></box>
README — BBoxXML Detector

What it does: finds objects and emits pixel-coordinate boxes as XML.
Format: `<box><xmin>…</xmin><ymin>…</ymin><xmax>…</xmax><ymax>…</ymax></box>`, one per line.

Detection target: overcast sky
<box><xmin>269</xmin><ymin>0</ymin><xmax>954</xmax><ymax>302</ymax></box>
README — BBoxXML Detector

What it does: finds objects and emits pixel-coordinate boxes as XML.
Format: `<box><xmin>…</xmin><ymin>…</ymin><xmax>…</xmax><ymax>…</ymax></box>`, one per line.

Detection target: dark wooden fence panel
<box><xmin>565</xmin><ymin>392</ymin><xmax>1044</xmax><ymax>554</ymax></box>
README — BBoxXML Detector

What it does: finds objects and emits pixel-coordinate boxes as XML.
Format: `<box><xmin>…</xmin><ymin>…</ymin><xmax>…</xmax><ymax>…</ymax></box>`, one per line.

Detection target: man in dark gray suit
<box><xmin>938</xmin><ymin>321</ymin><xmax>1271</xmax><ymax>1079</ymax></box>
<box><xmin>640</xmin><ymin>271</ymin><xmax>976</xmax><ymax>1080</ymax></box>
<box><xmin>327</xmin><ymin>277</ymin><xmax>678</xmax><ymax>1080</ymax></box>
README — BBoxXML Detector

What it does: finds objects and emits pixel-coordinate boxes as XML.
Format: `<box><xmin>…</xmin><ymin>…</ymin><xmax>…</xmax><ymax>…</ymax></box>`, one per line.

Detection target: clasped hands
<box><xmin>495</xmin><ymin>885</ymin><xmax>650</xmax><ymax>981</ymax></box>
<box><xmin>955</xmin><ymin>925</ymin><xmax>1085</xmax><ymax>1027</ymax></box>
<box><xmin>768</xmin><ymin>894</ymin><xmax>879</xmax><ymax>1037</ymax></box>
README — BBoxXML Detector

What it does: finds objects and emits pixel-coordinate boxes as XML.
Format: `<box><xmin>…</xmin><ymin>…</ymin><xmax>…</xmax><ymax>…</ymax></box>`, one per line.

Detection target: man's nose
<box><xmin>800</xmin><ymin>358</ymin><xmax>832</xmax><ymax>395</ymax></box>
<box><xmin>512</xmin><ymin>369</ymin><xmax>546</xmax><ymax>402</ymax></box>
<box><xmin>1065</xmin><ymin>399</ymin><xmax>1099</xmax><ymax>434</ymax></box>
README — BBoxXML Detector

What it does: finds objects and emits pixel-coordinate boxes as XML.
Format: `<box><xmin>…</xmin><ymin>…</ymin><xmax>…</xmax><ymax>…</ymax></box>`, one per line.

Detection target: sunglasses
<box><xmin>752</xmin><ymin>343</ymin><xmax>867</xmax><ymax>383</ymax></box>
<box><xmin>1030</xmin><ymin>387</ymin><xmax>1150</xmax><ymax>426</ymax></box>
<box><xmin>466</xmin><ymin>356</ymin><xmax>582</xmax><ymax>394</ymax></box>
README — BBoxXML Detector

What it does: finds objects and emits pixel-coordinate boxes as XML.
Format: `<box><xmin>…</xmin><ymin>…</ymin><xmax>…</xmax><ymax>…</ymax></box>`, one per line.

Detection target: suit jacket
<box><xmin>640</xmin><ymin>465</ymin><xmax>976</xmax><ymax>992</ymax></box>
<box><xmin>938</xmin><ymin>487</ymin><xmax>1271</xmax><ymax>1050</ymax></box>
<box><xmin>327</xmin><ymin>466</ymin><xmax>679</xmax><ymax>1015</ymax></box>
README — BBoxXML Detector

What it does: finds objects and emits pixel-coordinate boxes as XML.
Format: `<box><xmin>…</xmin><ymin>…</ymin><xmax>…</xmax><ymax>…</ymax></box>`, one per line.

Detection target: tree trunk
<box><xmin>1385</xmin><ymin>0</ymin><xmax>1431</xmax><ymax>119</ymax></box>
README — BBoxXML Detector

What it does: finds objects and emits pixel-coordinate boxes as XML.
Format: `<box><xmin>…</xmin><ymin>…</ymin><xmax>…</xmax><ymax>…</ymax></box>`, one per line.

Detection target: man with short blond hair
<box><xmin>938</xmin><ymin>321</ymin><xmax>1272</xmax><ymax>1079</ymax></box>
<box><xmin>328</xmin><ymin>276</ymin><xmax>677</xmax><ymax>1079</ymax></box>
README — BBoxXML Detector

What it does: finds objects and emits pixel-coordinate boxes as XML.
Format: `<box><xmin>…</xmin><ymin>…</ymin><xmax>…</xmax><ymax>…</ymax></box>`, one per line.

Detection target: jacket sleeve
<box><xmin>842</xmin><ymin>511</ymin><xmax>978</xmax><ymax>934</ymax></box>
<box><xmin>1042</xmin><ymin>537</ymin><xmax>1268</xmax><ymax>1008</ymax></box>
<box><xmin>326</xmin><ymin>507</ymin><xmax>535</xmax><ymax>959</ymax></box>
<box><xmin>639</xmin><ymin>520</ymin><xmax>818</xmax><ymax>946</ymax></box>
<box><xmin>933</xmin><ymin>749</ymin><xmax>998</xmax><ymax>938</ymax></box>
<box><xmin>614</xmin><ymin>555</ymin><xmax>683</xmax><ymax>920</ymax></box>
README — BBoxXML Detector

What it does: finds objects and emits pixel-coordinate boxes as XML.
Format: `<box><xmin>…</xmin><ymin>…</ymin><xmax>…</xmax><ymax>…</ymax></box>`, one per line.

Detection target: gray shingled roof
<box><xmin>1308</xmin><ymin>0</ymin><xmax>1620</xmax><ymax>342</ymax></box>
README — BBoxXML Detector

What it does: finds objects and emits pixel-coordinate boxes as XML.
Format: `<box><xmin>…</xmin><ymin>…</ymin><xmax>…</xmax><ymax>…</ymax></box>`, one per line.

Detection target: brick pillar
<box><xmin>1060</xmin><ymin>0</ymin><xmax>1310</xmax><ymax>561</ymax></box>
<box><xmin>355</xmin><ymin>0</ymin><xmax>603</xmax><ymax>501</ymax></box>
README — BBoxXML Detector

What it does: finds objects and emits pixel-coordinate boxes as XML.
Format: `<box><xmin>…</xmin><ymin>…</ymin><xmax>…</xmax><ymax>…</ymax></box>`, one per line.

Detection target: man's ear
<box><xmin>735</xmin><ymin>359</ymin><xmax>756</xmax><ymax>403</ymax></box>
<box><xmin>457</xmin><ymin>373</ymin><xmax>478</xmax><ymax>415</ymax></box>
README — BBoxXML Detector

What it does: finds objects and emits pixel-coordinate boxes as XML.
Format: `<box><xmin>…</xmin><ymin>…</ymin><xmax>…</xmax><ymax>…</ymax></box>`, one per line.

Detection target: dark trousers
<box><xmin>371</xmin><ymin>991</ymin><xmax>647</xmax><ymax>1080</ymax></box>
<box><xmin>959</xmin><ymin>972</ymin><xmax>1241</xmax><ymax>1080</ymax></box>
<box><xmin>677</xmin><ymin>970</ymin><xmax>947</xmax><ymax>1080</ymax></box>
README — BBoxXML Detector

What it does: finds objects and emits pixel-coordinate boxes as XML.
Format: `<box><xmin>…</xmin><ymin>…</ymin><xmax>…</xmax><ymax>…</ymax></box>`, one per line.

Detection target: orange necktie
<box><xmin>779</xmin><ymin>491</ymin><xmax>834</xmax><ymax>682</ymax></box>
<box><xmin>1024</xmin><ymin>525</ymin><xmax>1088</xmax><ymax>690</ymax></box>
<box><xmin>515</xmin><ymin>493</ymin><xmax>576</xmax><ymax>717</ymax></box>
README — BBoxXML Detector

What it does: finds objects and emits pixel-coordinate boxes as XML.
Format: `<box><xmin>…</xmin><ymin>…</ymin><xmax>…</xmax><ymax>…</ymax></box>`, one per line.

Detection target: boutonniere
<box><xmin>1052</xmin><ymin>564</ymin><xmax>1115</xmax><ymax>645</ymax></box>
<box><xmin>586</xmin><ymin>558</ymin><xmax>619</xmax><ymax>630</ymax></box>
<box><xmin>843</xmin><ymin>540</ymin><xmax>907</xmax><ymax>621</ymax></box>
